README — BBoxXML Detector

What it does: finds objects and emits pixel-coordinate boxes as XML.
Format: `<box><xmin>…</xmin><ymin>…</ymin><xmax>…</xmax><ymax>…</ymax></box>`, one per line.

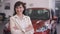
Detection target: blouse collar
<box><xmin>14</xmin><ymin>14</ymin><xmax>26</xmax><ymax>19</ymax></box>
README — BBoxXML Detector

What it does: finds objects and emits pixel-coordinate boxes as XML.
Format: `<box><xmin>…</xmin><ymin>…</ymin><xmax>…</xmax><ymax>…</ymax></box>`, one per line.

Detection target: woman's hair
<box><xmin>13</xmin><ymin>1</ymin><xmax>26</xmax><ymax>15</ymax></box>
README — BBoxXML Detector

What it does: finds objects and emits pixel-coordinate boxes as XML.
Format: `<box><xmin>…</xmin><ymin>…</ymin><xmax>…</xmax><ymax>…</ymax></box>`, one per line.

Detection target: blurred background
<box><xmin>0</xmin><ymin>0</ymin><xmax>60</xmax><ymax>34</ymax></box>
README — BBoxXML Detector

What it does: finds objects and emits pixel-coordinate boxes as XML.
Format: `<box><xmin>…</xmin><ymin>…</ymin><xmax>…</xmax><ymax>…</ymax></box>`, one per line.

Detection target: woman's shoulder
<box><xmin>24</xmin><ymin>15</ymin><xmax>30</xmax><ymax>19</ymax></box>
<box><xmin>10</xmin><ymin>15</ymin><xmax>17</xmax><ymax>19</ymax></box>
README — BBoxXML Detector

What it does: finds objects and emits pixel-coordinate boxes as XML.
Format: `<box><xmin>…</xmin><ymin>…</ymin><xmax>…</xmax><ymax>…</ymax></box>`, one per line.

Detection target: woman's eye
<box><xmin>19</xmin><ymin>7</ymin><xmax>21</xmax><ymax>8</ymax></box>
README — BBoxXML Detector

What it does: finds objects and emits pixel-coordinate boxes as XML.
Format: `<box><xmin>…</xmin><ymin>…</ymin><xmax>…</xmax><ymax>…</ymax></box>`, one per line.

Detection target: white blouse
<box><xmin>10</xmin><ymin>15</ymin><xmax>34</xmax><ymax>34</ymax></box>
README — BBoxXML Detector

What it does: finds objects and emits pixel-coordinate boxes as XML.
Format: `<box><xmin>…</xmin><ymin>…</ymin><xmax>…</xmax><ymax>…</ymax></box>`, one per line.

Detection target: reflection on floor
<box><xmin>0</xmin><ymin>21</ymin><xmax>7</xmax><ymax>34</ymax></box>
<box><xmin>0</xmin><ymin>21</ymin><xmax>60</xmax><ymax>34</ymax></box>
<box><xmin>56</xmin><ymin>23</ymin><xmax>60</xmax><ymax>34</ymax></box>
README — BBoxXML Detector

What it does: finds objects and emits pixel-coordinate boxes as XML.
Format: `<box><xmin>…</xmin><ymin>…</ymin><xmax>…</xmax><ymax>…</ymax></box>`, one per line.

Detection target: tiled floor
<box><xmin>0</xmin><ymin>21</ymin><xmax>60</xmax><ymax>34</ymax></box>
<box><xmin>0</xmin><ymin>21</ymin><xmax>8</xmax><ymax>34</ymax></box>
<box><xmin>0</xmin><ymin>23</ymin><xmax>4</xmax><ymax>34</ymax></box>
<box><xmin>56</xmin><ymin>23</ymin><xmax>60</xmax><ymax>34</ymax></box>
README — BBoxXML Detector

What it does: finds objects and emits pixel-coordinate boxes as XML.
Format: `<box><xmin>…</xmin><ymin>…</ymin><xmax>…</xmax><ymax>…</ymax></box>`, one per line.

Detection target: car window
<box><xmin>25</xmin><ymin>9</ymin><xmax>50</xmax><ymax>20</ymax></box>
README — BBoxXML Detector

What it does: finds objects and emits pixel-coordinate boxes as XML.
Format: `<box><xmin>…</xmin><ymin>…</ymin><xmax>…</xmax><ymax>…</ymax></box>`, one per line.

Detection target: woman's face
<box><xmin>15</xmin><ymin>4</ymin><xmax>24</xmax><ymax>14</ymax></box>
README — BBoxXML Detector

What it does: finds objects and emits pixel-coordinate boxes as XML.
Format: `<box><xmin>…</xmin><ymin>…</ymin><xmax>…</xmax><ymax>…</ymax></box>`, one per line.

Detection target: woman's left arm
<box><xmin>25</xmin><ymin>17</ymin><xmax>34</xmax><ymax>32</ymax></box>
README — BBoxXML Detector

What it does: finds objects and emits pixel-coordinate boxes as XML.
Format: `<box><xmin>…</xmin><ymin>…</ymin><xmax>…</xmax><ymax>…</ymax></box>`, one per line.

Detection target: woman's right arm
<box><xmin>10</xmin><ymin>17</ymin><xmax>20</xmax><ymax>34</ymax></box>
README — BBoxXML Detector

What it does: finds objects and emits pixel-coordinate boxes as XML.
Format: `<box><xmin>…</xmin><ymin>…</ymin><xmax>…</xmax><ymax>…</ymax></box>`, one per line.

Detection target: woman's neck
<box><xmin>17</xmin><ymin>13</ymin><xmax>24</xmax><ymax>19</ymax></box>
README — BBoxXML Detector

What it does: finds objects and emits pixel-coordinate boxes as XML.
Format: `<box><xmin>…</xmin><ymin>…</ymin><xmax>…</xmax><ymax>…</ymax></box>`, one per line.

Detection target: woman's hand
<box><xmin>13</xmin><ymin>25</ymin><xmax>19</xmax><ymax>30</ymax></box>
<box><xmin>25</xmin><ymin>25</ymin><xmax>33</xmax><ymax>32</ymax></box>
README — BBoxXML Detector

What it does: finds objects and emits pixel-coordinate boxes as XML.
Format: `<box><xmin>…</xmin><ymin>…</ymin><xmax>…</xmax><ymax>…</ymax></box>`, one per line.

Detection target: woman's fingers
<box><xmin>25</xmin><ymin>25</ymin><xmax>33</xmax><ymax>32</ymax></box>
<box><xmin>13</xmin><ymin>26</ymin><xmax>19</xmax><ymax>30</ymax></box>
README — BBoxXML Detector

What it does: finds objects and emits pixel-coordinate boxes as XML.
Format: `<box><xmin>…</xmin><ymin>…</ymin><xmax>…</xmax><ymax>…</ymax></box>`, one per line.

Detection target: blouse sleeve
<box><xmin>10</xmin><ymin>17</ymin><xmax>22</xmax><ymax>34</ymax></box>
<box><xmin>27</xmin><ymin>16</ymin><xmax>34</xmax><ymax>33</ymax></box>
<box><xmin>27</xmin><ymin>16</ymin><xmax>33</xmax><ymax>26</ymax></box>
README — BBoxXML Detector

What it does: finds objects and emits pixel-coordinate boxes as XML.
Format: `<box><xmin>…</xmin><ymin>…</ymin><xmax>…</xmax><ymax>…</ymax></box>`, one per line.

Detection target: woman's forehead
<box><xmin>16</xmin><ymin>5</ymin><xmax>23</xmax><ymax>7</ymax></box>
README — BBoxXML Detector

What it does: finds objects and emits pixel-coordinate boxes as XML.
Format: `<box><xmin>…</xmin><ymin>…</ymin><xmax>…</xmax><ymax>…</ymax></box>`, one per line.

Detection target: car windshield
<box><xmin>25</xmin><ymin>9</ymin><xmax>50</xmax><ymax>20</ymax></box>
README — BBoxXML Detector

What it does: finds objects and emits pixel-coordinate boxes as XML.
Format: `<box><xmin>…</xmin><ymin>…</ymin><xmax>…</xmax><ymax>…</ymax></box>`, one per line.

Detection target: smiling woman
<box><xmin>10</xmin><ymin>1</ymin><xmax>34</xmax><ymax>34</ymax></box>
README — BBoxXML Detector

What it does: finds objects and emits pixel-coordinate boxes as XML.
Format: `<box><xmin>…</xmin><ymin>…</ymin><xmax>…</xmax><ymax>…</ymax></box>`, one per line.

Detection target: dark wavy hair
<box><xmin>13</xmin><ymin>1</ymin><xmax>26</xmax><ymax>15</ymax></box>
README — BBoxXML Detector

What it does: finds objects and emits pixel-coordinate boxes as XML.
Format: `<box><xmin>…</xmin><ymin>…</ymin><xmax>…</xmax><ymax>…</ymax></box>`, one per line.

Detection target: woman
<box><xmin>10</xmin><ymin>1</ymin><xmax>34</xmax><ymax>34</ymax></box>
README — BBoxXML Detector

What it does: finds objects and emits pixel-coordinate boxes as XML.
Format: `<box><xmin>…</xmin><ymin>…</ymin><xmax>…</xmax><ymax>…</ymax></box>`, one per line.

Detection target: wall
<box><xmin>0</xmin><ymin>0</ymin><xmax>20</xmax><ymax>17</ymax></box>
<box><xmin>0</xmin><ymin>2</ymin><xmax>3</xmax><ymax>13</ymax></box>
<box><xmin>0</xmin><ymin>0</ymin><xmax>55</xmax><ymax>17</ymax></box>
<box><xmin>19</xmin><ymin>0</ymin><xmax>49</xmax><ymax>8</ymax></box>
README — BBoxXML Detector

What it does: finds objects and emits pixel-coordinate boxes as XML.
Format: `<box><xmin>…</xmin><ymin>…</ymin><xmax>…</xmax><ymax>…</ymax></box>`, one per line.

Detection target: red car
<box><xmin>4</xmin><ymin>8</ymin><xmax>57</xmax><ymax>34</ymax></box>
